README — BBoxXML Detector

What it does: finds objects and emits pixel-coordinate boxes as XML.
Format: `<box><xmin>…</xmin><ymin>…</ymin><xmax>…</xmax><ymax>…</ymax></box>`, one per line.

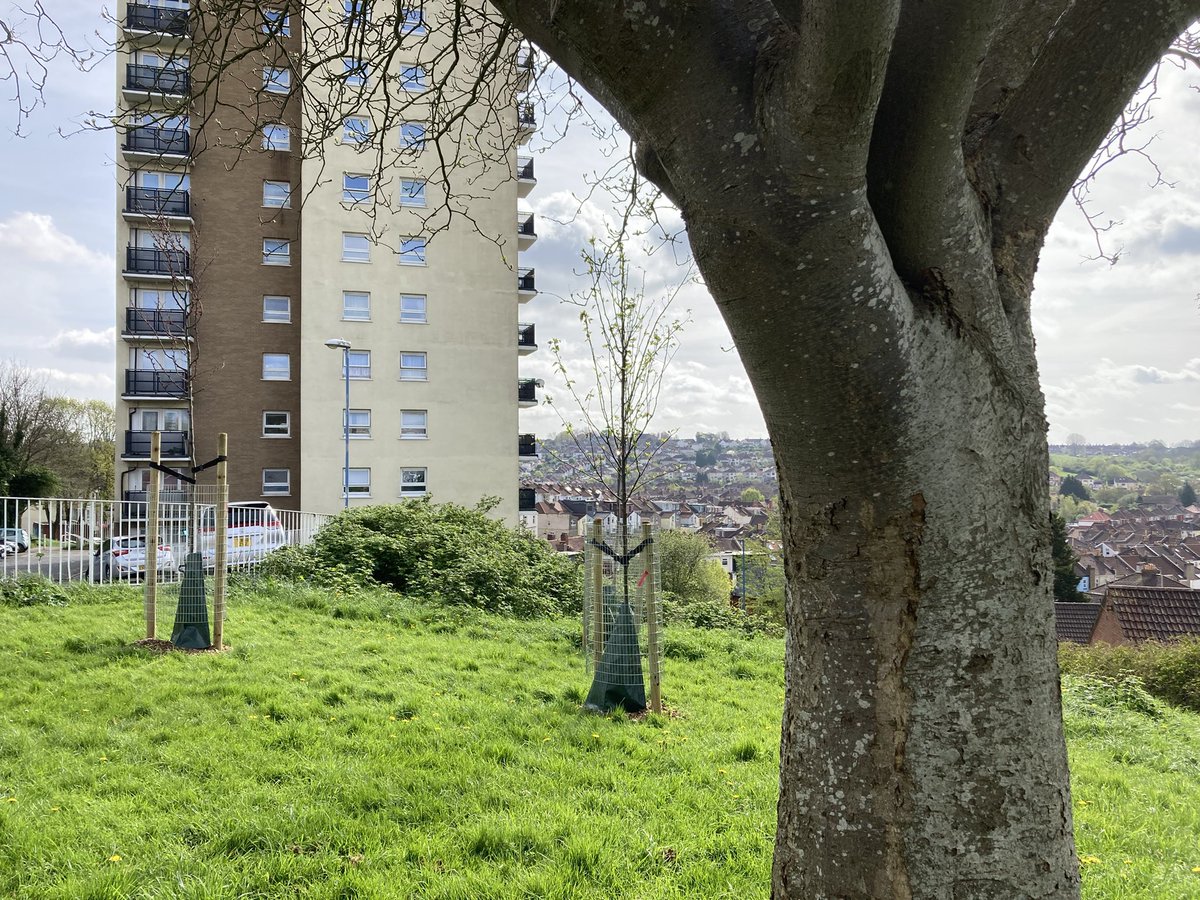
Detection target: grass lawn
<box><xmin>1</xmin><ymin>580</ymin><xmax>1199</xmax><ymax>898</ymax></box>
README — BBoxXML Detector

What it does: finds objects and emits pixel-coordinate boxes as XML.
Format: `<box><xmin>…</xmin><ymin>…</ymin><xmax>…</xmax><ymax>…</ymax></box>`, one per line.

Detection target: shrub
<box><xmin>0</xmin><ymin>574</ymin><xmax>70</xmax><ymax>608</ymax></box>
<box><xmin>286</xmin><ymin>499</ymin><xmax>582</xmax><ymax>618</ymax></box>
<box><xmin>1059</xmin><ymin>639</ymin><xmax>1200</xmax><ymax>713</ymax></box>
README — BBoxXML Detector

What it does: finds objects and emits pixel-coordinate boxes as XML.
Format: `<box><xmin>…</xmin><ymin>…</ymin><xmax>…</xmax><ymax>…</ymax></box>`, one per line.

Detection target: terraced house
<box><xmin>114</xmin><ymin>0</ymin><xmax>540</xmax><ymax>518</ymax></box>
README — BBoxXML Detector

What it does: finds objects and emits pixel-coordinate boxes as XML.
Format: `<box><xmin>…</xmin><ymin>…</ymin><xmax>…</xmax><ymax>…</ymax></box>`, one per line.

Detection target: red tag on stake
<box><xmin>637</xmin><ymin>570</ymin><xmax>649</xmax><ymax>588</ymax></box>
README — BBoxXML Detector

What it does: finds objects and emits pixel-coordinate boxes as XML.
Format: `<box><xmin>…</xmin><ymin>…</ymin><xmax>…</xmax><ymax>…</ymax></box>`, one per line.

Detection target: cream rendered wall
<box><xmin>299</xmin><ymin>9</ymin><xmax>521</xmax><ymax>521</ymax></box>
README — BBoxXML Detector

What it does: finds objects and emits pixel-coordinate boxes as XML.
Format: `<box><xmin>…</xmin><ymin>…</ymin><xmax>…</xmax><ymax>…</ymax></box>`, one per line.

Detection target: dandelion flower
<box><xmin>50</xmin><ymin>807</ymin><xmax>60</xmax><ymax>812</ymax></box>
<box><xmin>1080</xmin><ymin>855</ymin><xmax>1102</xmax><ymax>866</ymax></box>
<box><xmin>107</xmin><ymin>854</ymin><xmax>122</xmax><ymax>863</ymax></box>
<box><xmin>1192</xmin><ymin>866</ymin><xmax>1200</xmax><ymax>874</ymax></box>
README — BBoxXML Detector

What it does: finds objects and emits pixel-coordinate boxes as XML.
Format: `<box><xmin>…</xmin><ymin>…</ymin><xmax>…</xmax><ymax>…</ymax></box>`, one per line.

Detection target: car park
<box><xmin>92</xmin><ymin>536</ymin><xmax>177</xmax><ymax>581</ymax></box>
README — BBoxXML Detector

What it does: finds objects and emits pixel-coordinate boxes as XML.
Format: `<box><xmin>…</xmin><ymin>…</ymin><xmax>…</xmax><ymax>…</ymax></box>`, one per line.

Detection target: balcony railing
<box><xmin>517</xmin><ymin>322</ymin><xmax>536</xmax><ymax>351</ymax></box>
<box><xmin>518</xmin><ymin>378</ymin><xmax>538</xmax><ymax>404</ymax></box>
<box><xmin>518</xmin><ymin>103</ymin><xmax>536</xmax><ymax>127</ymax></box>
<box><xmin>518</xmin><ymin>487</ymin><xmax>536</xmax><ymax>511</ymax></box>
<box><xmin>126</xmin><ymin>186</ymin><xmax>191</xmax><ymax>217</ymax></box>
<box><xmin>517</xmin><ymin>267</ymin><xmax>535</xmax><ymax>292</ymax></box>
<box><xmin>124</xmin><ymin>430</ymin><xmax>190</xmax><ymax>458</ymax></box>
<box><xmin>126</xmin><ymin>247</ymin><xmax>190</xmax><ymax>276</ymax></box>
<box><xmin>121</xmin><ymin>489</ymin><xmax>192</xmax><ymax>520</ymax></box>
<box><xmin>124</xmin><ymin>369</ymin><xmax>188</xmax><ymax>397</ymax></box>
<box><xmin>126</xmin><ymin>4</ymin><xmax>190</xmax><ymax>36</ymax></box>
<box><xmin>517</xmin><ymin>156</ymin><xmax>534</xmax><ymax>181</ymax></box>
<box><xmin>518</xmin><ymin>434</ymin><xmax>538</xmax><ymax>457</ymax></box>
<box><xmin>123</xmin><ymin>126</ymin><xmax>190</xmax><ymax>156</ymax></box>
<box><xmin>125</xmin><ymin>307</ymin><xmax>188</xmax><ymax>336</ymax></box>
<box><xmin>517</xmin><ymin>215</ymin><xmax>536</xmax><ymax>237</ymax></box>
<box><xmin>125</xmin><ymin>63</ymin><xmax>190</xmax><ymax>95</ymax></box>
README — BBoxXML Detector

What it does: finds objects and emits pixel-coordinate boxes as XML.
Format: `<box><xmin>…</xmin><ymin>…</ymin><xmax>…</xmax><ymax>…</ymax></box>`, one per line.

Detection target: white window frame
<box><xmin>262</xmin><ymin>8</ymin><xmax>290</xmax><ymax>36</ymax></box>
<box><xmin>262</xmin><ymin>411</ymin><xmax>291</xmax><ymax>437</ymax></box>
<box><xmin>346</xmin><ymin>409</ymin><xmax>371</xmax><ymax>439</ymax></box>
<box><xmin>343</xmin><ymin>173</ymin><xmax>370</xmax><ymax>204</ymax></box>
<box><xmin>263</xmin><ymin>238</ymin><xmax>291</xmax><ymax>265</ymax></box>
<box><xmin>263</xmin><ymin>66</ymin><xmax>290</xmax><ymax>94</ymax></box>
<box><xmin>262</xmin><ymin>124</ymin><xmax>290</xmax><ymax>150</ymax></box>
<box><xmin>397</xmin><ymin>236</ymin><xmax>426</xmax><ymax>266</ymax></box>
<box><xmin>344</xmin><ymin>0</ymin><xmax>371</xmax><ymax>23</ymax></box>
<box><xmin>342</xmin><ymin>116</ymin><xmax>370</xmax><ymax>145</ymax></box>
<box><xmin>262</xmin><ymin>295</ymin><xmax>291</xmax><ymax>323</ymax></box>
<box><xmin>400</xmin><ymin>409</ymin><xmax>427</xmax><ymax>439</ymax></box>
<box><xmin>346</xmin><ymin>349</ymin><xmax>371</xmax><ymax>379</ymax></box>
<box><xmin>399</xmin><ymin>65</ymin><xmax>427</xmax><ymax>91</ymax></box>
<box><xmin>343</xmin><ymin>58</ymin><xmax>368</xmax><ymax>86</ymax></box>
<box><xmin>342</xmin><ymin>232</ymin><xmax>370</xmax><ymax>262</ymax></box>
<box><xmin>399</xmin><ymin>121</ymin><xmax>426</xmax><ymax>151</ymax></box>
<box><xmin>262</xmin><ymin>468</ymin><xmax>291</xmax><ymax>496</ymax></box>
<box><xmin>399</xmin><ymin>178</ymin><xmax>426</xmax><ymax>207</ymax></box>
<box><xmin>262</xmin><ymin>353</ymin><xmax>291</xmax><ymax>381</ymax></box>
<box><xmin>345</xmin><ymin>467</ymin><xmax>371</xmax><ymax>497</ymax></box>
<box><xmin>262</xmin><ymin>180</ymin><xmax>292</xmax><ymax>208</ymax></box>
<box><xmin>399</xmin><ymin>293</ymin><xmax>426</xmax><ymax>323</ymax></box>
<box><xmin>342</xmin><ymin>291</ymin><xmax>370</xmax><ymax>321</ymax></box>
<box><xmin>400</xmin><ymin>467</ymin><xmax>427</xmax><ymax>498</ymax></box>
<box><xmin>400</xmin><ymin>5</ymin><xmax>426</xmax><ymax>33</ymax></box>
<box><xmin>400</xmin><ymin>351</ymin><xmax>427</xmax><ymax>381</ymax></box>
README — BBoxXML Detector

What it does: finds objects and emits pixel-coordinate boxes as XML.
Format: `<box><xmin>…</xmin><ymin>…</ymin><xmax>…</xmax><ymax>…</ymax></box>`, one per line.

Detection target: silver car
<box><xmin>93</xmin><ymin>536</ymin><xmax>177</xmax><ymax>581</ymax></box>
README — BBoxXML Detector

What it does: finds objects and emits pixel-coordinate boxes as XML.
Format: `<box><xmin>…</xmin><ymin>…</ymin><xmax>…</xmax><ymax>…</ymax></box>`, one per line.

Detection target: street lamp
<box><xmin>325</xmin><ymin>338</ymin><xmax>352</xmax><ymax>509</ymax></box>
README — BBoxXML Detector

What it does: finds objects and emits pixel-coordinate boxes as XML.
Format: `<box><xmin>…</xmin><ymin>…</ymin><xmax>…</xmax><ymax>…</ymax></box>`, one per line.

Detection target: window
<box><xmin>263</xmin><ymin>468</ymin><xmax>291</xmax><ymax>495</ymax></box>
<box><xmin>346</xmin><ymin>349</ymin><xmax>371</xmax><ymax>379</ymax></box>
<box><xmin>263</xmin><ymin>411</ymin><xmax>291</xmax><ymax>437</ymax></box>
<box><xmin>400</xmin><ymin>351</ymin><xmax>427</xmax><ymax>381</ymax></box>
<box><xmin>262</xmin><ymin>8</ymin><xmax>290</xmax><ymax>36</ymax></box>
<box><xmin>400</xmin><ymin>467</ymin><xmax>427</xmax><ymax>497</ymax></box>
<box><xmin>132</xmin><ymin>287</ymin><xmax>188</xmax><ymax>310</ymax></box>
<box><xmin>263</xmin><ymin>238</ymin><xmax>291</xmax><ymax>265</ymax></box>
<box><xmin>343</xmin><ymin>173</ymin><xmax>370</xmax><ymax>203</ymax></box>
<box><xmin>399</xmin><ymin>178</ymin><xmax>426</xmax><ymax>207</ymax></box>
<box><xmin>343</xmin><ymin>116</ymin><xmax>370</xmax><ymax>144</ymax></box>
<box><xmin>342</xmin><ymin>232</ymin><xmax>370</xmax><ymax>262</ymax></box>
<box><xmin>399</xmin><ymin>65</ymin><xmax>426</xmax><ymax>91</ymax></box>
<box><xmin>399</xmin><ymin>293</ymin><xmax>426</xmax><ymax>323</ymax></box>
<box><xmin>346</xmin><ymin>409</ymin><xmax>371</xmax><ymax>438</ymax></box>
<box><xmin>343</xmin><ymin>0</ymin><xmax>370</xmax><ymax>23</ymax></box>
<box><xmin>263</xmin><ymin>295</ymin><xmax>291</xmax><ymax>322</ymax></box>
<box><xmin>400</xmin><ymin>5</ymin><xmax>426</xmax><ymax>33</ymax></box>
<box><xmin>399</xmin><ymin>122</ymin><xmax>426</xmax><ymax>151</ymax></box>
<box><xmin>262</xmin><ymin>180</ymin><xmax>291</xmax><ymax>207</ymax></box>
<box><xmin>343</xmin><ymin>58</ymin><xmax>368</xmax><ymax>86</ymax></box>
<box><xmin>346</xmin><ymin>467</ymin><xmax>371</xmax><ymax>496</ymax></box>
<box><xmin>262</xmin><ymin>124</ymin><xmax>289</xmax><ymax>150</ymax></box>
<box><xmin>397</xmin><ymin>236</ymin><xmax>426</xmax><ymax>266</ymax></box>
<box><xmin>263</xmin><ymin>66</ymin><xmax>290</xmax><ymax>94</ymax></box>
<box><xmin>262</xmin><ymin>353</ymin><xmax>290</xmax><ymax>380</ymax></box>
<box><xmin>400</xmin><ymin>409</ymin><xmax>427</xmax><ymax>439</ymax></box>
<box><xmin>343</xmin><ymin>291</ymin><xmax>370</xmax><ymax>320</ymax></box>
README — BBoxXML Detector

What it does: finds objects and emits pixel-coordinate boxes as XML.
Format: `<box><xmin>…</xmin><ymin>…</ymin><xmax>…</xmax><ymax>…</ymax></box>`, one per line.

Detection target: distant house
<box><xmin>1055</xmin><ymin>578</ymin><xmax>1200</xmax><ymax>645</ymax></box>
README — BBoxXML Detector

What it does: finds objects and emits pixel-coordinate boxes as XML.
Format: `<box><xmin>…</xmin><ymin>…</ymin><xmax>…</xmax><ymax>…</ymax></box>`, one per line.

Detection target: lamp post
<box><xmin>324</xmin><ymin>338</ymin><xmax>352</xmax><ymax>509</ymax></box>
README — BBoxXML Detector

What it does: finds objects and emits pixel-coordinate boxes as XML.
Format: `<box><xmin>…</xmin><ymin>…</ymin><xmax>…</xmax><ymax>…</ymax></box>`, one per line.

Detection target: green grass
<box><xmin>0</xmin><ymin>580</ymin><xmax>782</xmax><ymax>899</ymax></box>
<box><xmin>2</xmin><ymin>581</ymin><xmax>1200</xmax><ymax>898</ymax></box>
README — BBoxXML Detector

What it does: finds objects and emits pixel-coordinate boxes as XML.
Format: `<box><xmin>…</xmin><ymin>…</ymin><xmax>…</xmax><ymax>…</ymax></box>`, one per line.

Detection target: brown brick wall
<box><xmin>1090</xmin><ymin>602</ymin><xmax>1127</xmax><ymax>646</ymax></box>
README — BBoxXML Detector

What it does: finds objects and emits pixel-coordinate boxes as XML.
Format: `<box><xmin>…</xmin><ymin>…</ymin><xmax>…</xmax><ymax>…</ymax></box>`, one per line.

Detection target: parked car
<box><xmin>0</xmin><ymin>540</ymin><xmax>17</xmax><ymax>559</ymax></box>
<box><xmin>194</xmin><ymin>502</ymin><xmax>287</xmax><ymax>569</ymax></box>
<box><xmin>92</xmin><ymin>536</ymin><xmax>177</xmax><ymax>581</ymax></box>
<box><xmin>0</xmin><ymin>528</ymin><xmax>30</xmax><ymax>552</ymax></box>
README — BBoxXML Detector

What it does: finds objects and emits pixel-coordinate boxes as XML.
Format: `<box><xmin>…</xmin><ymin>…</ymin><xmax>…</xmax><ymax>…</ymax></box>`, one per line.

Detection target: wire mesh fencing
<box><xmin>582</xmin><ymin>522</ymin><xmax>663</xmax><ymax>713</ymax></box>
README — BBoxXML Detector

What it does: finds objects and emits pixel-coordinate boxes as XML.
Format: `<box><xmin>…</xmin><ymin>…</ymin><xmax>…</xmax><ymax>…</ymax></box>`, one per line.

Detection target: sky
<box><xmin>1</xmin><ymin>5</ymin><xmax>1198</xmax><ymax>444</ymax></box>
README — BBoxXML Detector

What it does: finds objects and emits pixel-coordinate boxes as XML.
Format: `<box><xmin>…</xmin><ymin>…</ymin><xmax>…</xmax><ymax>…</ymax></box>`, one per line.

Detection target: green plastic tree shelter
<box><xmin>171</xmin><ymin>552</ymin><xmax>212</xmax><ymax>649</ymax></box>
<box><xmin>584</xmin><ymin>595</ymin><xmax>648</xmax><ymax>713</ymax></box>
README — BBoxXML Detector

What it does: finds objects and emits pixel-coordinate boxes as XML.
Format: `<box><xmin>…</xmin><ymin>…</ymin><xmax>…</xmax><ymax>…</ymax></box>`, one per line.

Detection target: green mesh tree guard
<box><xmin>584</xmin><ymin>596</ymin><xmax>647</xmax><ymax>713</ymax></box>
<box><xmin>171</xmin><ymin>552</ymin><xmax>211</xmax><ymax>649</ymax></box>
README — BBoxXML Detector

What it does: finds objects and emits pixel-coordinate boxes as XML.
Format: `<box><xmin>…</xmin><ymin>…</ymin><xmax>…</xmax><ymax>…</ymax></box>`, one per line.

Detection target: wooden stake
<box><xmin>643</xmin><ymin>522</ymin><xmax>661</xmax><ymax>713</ymax></box>
<box><xmin>213</xmin><ymin>432</ymin><xmax>228</xmax><ymax>649</ymax></box>
<box><xmin>591</xmin><ymin>519</ymin><xmax>604</xmax><ymax>667</ymax></box>
<box><xmin>145</xmin><ymin>431</ymin><xmax>160</xmax><ymax>640</ymax></box>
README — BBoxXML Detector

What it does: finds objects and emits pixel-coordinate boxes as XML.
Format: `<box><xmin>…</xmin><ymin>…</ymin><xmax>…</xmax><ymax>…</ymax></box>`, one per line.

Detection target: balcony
<box><xmin>517</xmin><ymin>156</ymin><xmax>535</xmax><ymax>198</ymax></box>
<box><xmin>124</xmin><ymin>63</ymin><xmax>189</xmax><ymax>96</ymax></box>
<box><xmin>518</xmin><ymin>433</ymin><xmax>538</xmax><ymax>457</ymax></box>
<box><xmin>517</xmin><ymin>214</ymin><xmax>537</xmax><ymax>250</ymax></box>
<box><xmin>124</xmin><ymin>369</ymin><xmax>188</xmax><ymax>398</ymax></box>
<box><xmin>517</xmin><ymin>322</ymin><xmax>536</xmax><ymax>355</ymax></box>
<box><xmin>125</xmin><ymin>186</ymin><xmax>191</xmax><ymax>219</ymax></box>
<box><xmin>125</xmin><ymin>4</ymin><xmax>190</xmax><ymax>37</ymax></box>
<box><xmin>122</xmin><ymin>126</ymin><xmax>190</xmax><ymax>158</ymax></box>
<box><xmin>518</xmin><ymin>487</ymin><xmax>536</xmax><ymax>511</ymax></box>
<box><xmin>123</xmin><ymin>430</ymin><xmax>190</xmax><ymax>459</ymax></box>
<box><xmin>125</xmin><ymin>247</ymin><xmax>190</xmax><ymax>278</ymax></box>
<box><xmin>518</xmin><ymin>267</ymin><xmax>536</xmax><ymax>302</ymax></box>
<box><xmin>518</xmin><ymin>378</ymin><xmax>539</xmax><ymax>407</ymax></box>
<box><xmin>517</xmin><ymin>103</ymin><xmax>536</xmax><ymax>144</ymax></box>
<box><xmin>515</xmin><ymin>47</ymin><xmax>534</xmax><ymax>90</ymax></box>
<box><xmin>124</xmin><ymin>307</ymin><xmax>188</xmax><ymax>338</ymax></box>
<box><xmin>121</xmin><ymin>489</ymin><xmax>192</xmax><ymax>521</ymax></box>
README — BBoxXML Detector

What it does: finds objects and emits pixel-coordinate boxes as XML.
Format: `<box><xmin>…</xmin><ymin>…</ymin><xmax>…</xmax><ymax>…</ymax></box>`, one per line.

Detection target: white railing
<box><xmin>0</xmin><ymin>495</ymin><xmax>332</xmax><ymax>584</ymax></box>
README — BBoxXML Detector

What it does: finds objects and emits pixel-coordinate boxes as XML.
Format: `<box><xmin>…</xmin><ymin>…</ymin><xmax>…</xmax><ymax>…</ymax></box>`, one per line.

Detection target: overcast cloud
<box><xmin>1</xmin><ymin>11</ymin><xmax>1197</xmax><ymax>443</ymax></box>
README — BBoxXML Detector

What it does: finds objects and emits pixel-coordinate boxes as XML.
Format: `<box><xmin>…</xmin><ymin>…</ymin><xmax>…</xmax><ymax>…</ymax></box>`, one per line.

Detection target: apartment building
<box><xmin>115</xmin><ymin>0</ymin><xmax>539</xmax><ymax>519</ymax></box>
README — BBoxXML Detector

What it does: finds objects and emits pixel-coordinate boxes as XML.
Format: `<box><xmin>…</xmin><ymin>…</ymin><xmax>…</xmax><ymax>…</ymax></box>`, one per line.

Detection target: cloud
<box><xmin>0</xmin><ymin>212</ymin><xmax>111</xmax><ymax>269</ymax></box>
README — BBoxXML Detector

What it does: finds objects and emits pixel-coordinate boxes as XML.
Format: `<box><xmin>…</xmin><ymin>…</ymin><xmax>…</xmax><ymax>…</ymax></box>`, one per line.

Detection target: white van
<box><xmin>195</xmin><ymin>501</ymin><xmax>287</xmax><ymax>568</ymax></box>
